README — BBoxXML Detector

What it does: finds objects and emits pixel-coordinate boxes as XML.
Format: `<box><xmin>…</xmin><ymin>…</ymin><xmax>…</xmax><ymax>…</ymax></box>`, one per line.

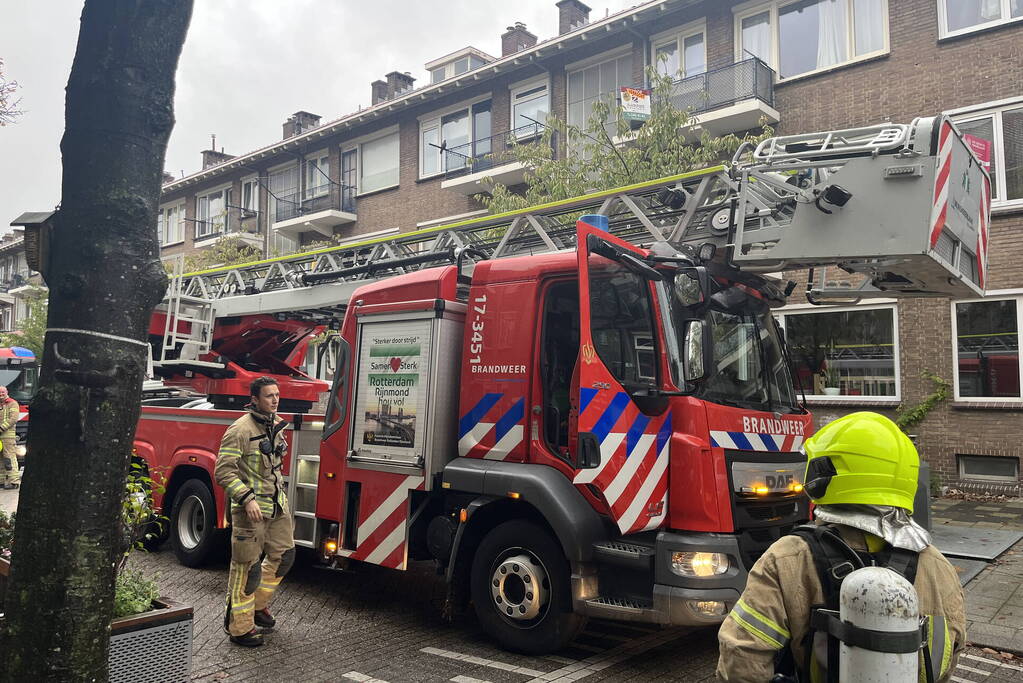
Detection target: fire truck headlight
<box><xmin>686</xmin><ymin>599</ymin><xmax>728</xmax><ymax>617</ymax></box>
<box><xmin>670</xmin><ymin>551</ymin><xmax>729</xmax><ymax>577</ymax></box>
<box><xmin>15</xmin><ymin>445</ymin><xmax>26</xmax><ymax>457</ymax></box>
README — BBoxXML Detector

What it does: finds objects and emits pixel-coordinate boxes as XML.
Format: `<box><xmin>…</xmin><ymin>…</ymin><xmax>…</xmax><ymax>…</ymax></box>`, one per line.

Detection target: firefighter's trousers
<box><xmin>1</xmin><ymin>439</ymin><xmax>19</xmax><ymax>486</ymax></box>
<box><xmin>225</xmin><ymin>507</ymin><xmax>295</xmax><ymax>637</ymax></box>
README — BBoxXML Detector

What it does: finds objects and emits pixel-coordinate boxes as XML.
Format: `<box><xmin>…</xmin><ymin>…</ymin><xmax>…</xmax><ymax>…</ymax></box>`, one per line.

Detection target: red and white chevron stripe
<box><xmin>929</xmin><ymin>121</ymin><xmax>954</xmax><ymax>249</ymax></box>
<box><xmin>339</xmin><ymin>474</ymin><xmax>424</xmax><ymax>570</ymax></box>
<box><xmin>977</xmin><ymin>173</ymin><xmax>990</xmax><ymax>288</ymax></box>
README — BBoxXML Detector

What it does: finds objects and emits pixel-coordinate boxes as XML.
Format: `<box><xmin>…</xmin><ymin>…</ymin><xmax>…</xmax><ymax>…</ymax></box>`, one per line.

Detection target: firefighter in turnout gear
<box><xmin>716</xmin><ymin>412</ymin><xmax>966</xmax><ymax>682</ymax></box>
<box><xmin>215</xmin><ymin>376</ymin><xmax>295</xmax><ymax>647</ymax></box>
<box><xmin>0</xmin><ymin>386</ymin><xmax>20</xmax><ymax>489</ymax></box>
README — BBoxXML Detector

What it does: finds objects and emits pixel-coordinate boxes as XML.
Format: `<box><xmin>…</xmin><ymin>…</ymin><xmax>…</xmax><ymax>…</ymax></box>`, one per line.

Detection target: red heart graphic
<box><xmin>389</xmin><ymin>357</ymin><xmax>402</xmax><ymax>372</ymax></box>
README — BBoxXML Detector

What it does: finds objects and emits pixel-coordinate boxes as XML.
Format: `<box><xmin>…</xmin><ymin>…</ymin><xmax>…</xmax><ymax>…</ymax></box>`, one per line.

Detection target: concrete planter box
<box><xmin>0</xmin><ymin>557</ymin><xmax>192</xmax><ymax>682</ymax></box>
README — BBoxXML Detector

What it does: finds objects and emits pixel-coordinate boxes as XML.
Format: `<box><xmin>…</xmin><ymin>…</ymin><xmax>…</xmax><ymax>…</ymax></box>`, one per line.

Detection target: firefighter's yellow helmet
<box><xmin>802</xmin><ymin>412</ymin><xmax>919</xmax><ymax>513</ymax></box>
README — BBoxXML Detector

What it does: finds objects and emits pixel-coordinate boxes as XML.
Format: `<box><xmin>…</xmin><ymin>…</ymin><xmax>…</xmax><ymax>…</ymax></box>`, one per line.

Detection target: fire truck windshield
<box><xmin>0</xmin><ymin>365</ymin><xmax>39</xmax><ymax>403</ymax></box>
<box><xmin>661</xmin><ymin>274</ymin><xmax>798</xmax><ymax>413</ymax></box>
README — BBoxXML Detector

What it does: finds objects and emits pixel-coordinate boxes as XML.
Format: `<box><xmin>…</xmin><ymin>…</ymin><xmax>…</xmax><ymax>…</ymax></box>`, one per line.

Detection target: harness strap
<box><xmin>811</xmin><ymin>609</ymin><xmax>928</xmax><ymax>654</ymax></box>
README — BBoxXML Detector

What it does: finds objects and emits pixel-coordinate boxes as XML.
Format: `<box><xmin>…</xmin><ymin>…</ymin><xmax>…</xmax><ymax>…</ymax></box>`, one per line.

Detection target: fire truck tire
<box><xmin>471</xmin><ymin>520</ymin><xmax>584</xmax><ymax>654</ymax></box>
<box><xmin>170</xmin><ymin>479</ymin><xmax>222</xmax><ymax>567</ymax></box>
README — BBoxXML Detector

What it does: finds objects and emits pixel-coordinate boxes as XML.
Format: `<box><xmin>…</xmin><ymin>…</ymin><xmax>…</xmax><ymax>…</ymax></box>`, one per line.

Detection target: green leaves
<box><xmin>112</xmin><ymin>567</ymin><xmax>159</xmax><ymax>618</ymax></box>
<box><xmin>481</xmin><ymin>67</ymin><xmax>774</xmax><ymax>216</ymax></box>
<box><xmin>0</xmin><ymin>286</ymin><xmax>47</xmax><ymax>358</ymax></box>
<box><xmin>895</xmin><ymin>371</ymin><xmax>951</xmax><ymax>433</ymax></box>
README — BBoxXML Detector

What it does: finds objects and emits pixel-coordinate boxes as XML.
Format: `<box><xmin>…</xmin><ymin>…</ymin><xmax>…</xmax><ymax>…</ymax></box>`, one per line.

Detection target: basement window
<box><xmin>958</xmin><ymin>453</ymin><xmax>1019</xmax><ymax>481</ymax></box>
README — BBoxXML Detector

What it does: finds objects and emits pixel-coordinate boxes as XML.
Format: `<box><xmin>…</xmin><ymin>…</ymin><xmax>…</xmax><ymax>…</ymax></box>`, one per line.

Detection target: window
<box><xmin>735</xmin><ymin>0</ymin><xmax>887</xmax><ymax>80</ymax></box>
<box><xmin>567</xmin><ymin>53</ymin><xmax>633</xmax><ymax>133</ymax></box>
<box><xmin>652</xmin><ymin>26</ymin><xmax>706</xmax><ymax>79</ymax></box>
<box><xmin>939</xmin><ymin>0</ymin><xmax>1023</xmax><ymax>37</ymax></box>
<box><xmin>952</xmin><ymin>101</ymin><xmax>1023</xmax><ymax>208</ymax></box>
<box><xmin>359</xmin><ymin>132</ymin><xmax>399</xmax><ymax>194</ymax></box>
<box><xmin>420</xmin><ymin>100</ymin><xmax>492</xmax><ymax>177</ymax></box>
<box><xmin>779</xmin><ymin>304</ymin><xmax>899</xmax><ymax>398</ymax></box>
<box><xmin>953</xmin><ymin>296</ymin><xmax>1022</xmax><ymax>399</ymax></box>
<box><xmin>157</xmin><ymin>203</ymin><xmax>184</xmax><ymax>245</ymax></box>
<box><xmin>429</xmin><ymin>55</ymin><xmax>488</xmax><ymax>84</ymax></box>
<box><xmin>587</xmin><ymin>265</ymin><xmax>658</xmax><ymax>388</ymax></box>
<box><xmin>241</xmin><ymin>177</ymin><xmax>259</xmax><ymax>214</ymax></box>
<box><xmin>958</xmin><ymin>453</ymin><xmax>1019</xmax><ymax>481</ymax></box>
<box><xmin>195</xmin><ymin>188</ymin><xmax>230</xmax><ymax>239</ymax></box>
<box><xmin>304</xmin><ymin>153</ymin><xmax>329</xmax><ymax>199</ymax></box>
<box><xmin>511</xmin><ymin>81</ymin><xmax>549</xmax><ymax>138</ymax></box>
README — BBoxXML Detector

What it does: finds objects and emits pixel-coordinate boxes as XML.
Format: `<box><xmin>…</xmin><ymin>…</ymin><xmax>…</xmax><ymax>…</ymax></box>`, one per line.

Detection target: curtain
<box><xmin>741</xmin><ymin>12</ymin><xmax>772</xmax><ymax>63</ymax></box>
<box><xmin>817</xmin><ymin>0</ymin><xmax>848</xmax><ymax>69</ymax></box>
<box><xmin>853</xmin><ymin>0</ymin><xmax>885</xmax><ymax>55</ymax></box>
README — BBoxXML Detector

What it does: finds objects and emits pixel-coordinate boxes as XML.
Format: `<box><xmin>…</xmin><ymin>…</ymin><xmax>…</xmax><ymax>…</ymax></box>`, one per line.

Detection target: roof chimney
<box><xmin>385</xmin><ymin>71</ymin><xmax>416</xmax><ymax>98</ymax></box>
<box><xmin>371</xmin><ymin>79</ymin><xmax>389</xmax><ymax>105</ymax></box>
<box><xmin>282</xmin><ymin>111</ymin><xmax>321</xmax><ymax>139</ymax></box>
<box><xmin>201</xmin><ymin>148</ymin><xmax>235</xmax><ymax>170</ymax></box>
<box><xmin>501</xmin><ymin>22</ymin><xmax>538</xmax><ymax>56</ymax></box>
<box><xmin>556</xmin><ymin>0</ymin><xmax>591</xmax><ymax>35</ymax></box>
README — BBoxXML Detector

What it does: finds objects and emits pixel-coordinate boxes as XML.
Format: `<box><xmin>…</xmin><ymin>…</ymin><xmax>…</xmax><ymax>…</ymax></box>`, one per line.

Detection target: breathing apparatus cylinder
<box><xmin>840</xmin><ymin>566</ymin><xmax>920</xmax><ymax>683</ymax></box>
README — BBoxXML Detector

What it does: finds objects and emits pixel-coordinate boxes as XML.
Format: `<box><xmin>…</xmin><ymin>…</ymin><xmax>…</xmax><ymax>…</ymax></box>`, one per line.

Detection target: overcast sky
<box><xmin>0</xmin><ymin>1</ymin><xmax>633</xmax><ymax>232</ymax></box>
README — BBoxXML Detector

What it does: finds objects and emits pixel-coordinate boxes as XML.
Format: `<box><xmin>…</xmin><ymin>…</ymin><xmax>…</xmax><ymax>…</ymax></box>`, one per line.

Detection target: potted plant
<box><xmin>821</xmin><ymin>361</ymin><xmax>842</xmax><ymax>396</ymax></box>
<box><xmin>0</xmin><ymin>462</ymin><xmax>192</xmax><ymax>681</ymax></box>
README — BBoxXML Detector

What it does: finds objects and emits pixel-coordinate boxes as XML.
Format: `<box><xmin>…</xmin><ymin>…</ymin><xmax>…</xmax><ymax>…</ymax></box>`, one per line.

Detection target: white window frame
<box><xmin>957</xmin><ymin>453</ymin><xmax>1020</xmax><ymax>482</ymax></box>
<box><xmin>419</xmin><ymin>95</ymin><xmax>491</xmax><ymax>179</ymax></box>
<box><xmin>157</xmin><ymin>201</ymin><xmax>185</xmax><ymax>246</ymax></box>
<box><xmin>733</xmin><ymin>0</ymin><xmax>890</xmax><ymax>82</ymax></box>
<box><xmin>357</xmin><ymin>131</ymin><xmax>400</xmax><ymax>196</ymax></box>
<box><xmin>195</xmin><ymin>184</ymin><xmax>231</xmax><ymax>240</ymax></box>
<box><xmin>566</xmin><ymin>49</ymin><xmax>635</xmax><ymax>133</ymax></box>
<box><xmin>948</xmin><ymin>97</ymin><xmax>1023</xmax><ymax>212</ymax></box>
<box><xmin>510</xmin><ymin>77</ymin><xmax>551</xmax><ymax>139</ymax></box>
<box><xmin>777</xmin><ymin>301</ymin><xmax>901</xmax><ymax>401</ymax></box>
<box><xmin>240</xmin><ymin>176</ymin><xmax>259</xmax><ymax>214</ymax></box>
<box><xmin>950</xmin><ymin>289</ymin><xmax>1023</xmax><ymax>402</ymax></box>
<box><xmin>938</xmin><ymin>0</ymin><xmax>1023</xmax><ymax>38</ymax></box>
<box><xmin>650</xmin><ymin>20</ymin><xmax>707</xmax><ymax>80</ymax></box>
<box><xmin>304</xmin><ymin>151</ymin><xmax>330</xmax><ymax>200</ymax></box>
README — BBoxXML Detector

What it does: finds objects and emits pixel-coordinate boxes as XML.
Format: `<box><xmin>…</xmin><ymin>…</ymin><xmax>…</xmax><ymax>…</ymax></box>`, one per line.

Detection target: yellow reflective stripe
<box><xmin>735</xmin><ymin>599</ymin><xmax>790</xmax><ymax>639</ymax></box>
<box><xmin>728</xmin><ymin>610</ymin><xmax>786</xmax><ymax>650</ymax></box>
<box><xmin>934</xmin><ymin>616</ymin><xmax>951</xmax><ymax>677</ymax></box>
<box><xmin>220</xmin><ymin>447</ymin><xmax>242</xmax><ymax>455</ymax></box>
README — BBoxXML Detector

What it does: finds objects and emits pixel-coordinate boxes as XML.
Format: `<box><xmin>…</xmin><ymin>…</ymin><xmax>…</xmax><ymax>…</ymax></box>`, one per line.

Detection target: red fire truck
<box><xmin>0</xmin><ymin>346</ymin><xmax>37</xmax><ymax>464</ymax></box>
<box><xmin>134</xmin><ymin>115</ymin><xmax>989</xmax><ymax>653</ymax></box>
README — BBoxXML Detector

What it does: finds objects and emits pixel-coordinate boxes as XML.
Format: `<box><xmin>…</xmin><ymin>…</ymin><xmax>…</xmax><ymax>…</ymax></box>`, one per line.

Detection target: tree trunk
<box><xmin>1</xmin><ymin>1</ymin><xmax>192</xmax><ymax>679</ymax></box>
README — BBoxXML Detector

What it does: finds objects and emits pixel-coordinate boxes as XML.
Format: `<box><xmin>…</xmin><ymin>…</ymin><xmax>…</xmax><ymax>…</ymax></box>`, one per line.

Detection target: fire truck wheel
<box><xmin>471</xmin><ymin>520</ymin><xmax>584</xmax><ymax>654</ymax></box>
<box><xmin>171</xmin><ymin>479</ymin><xmax>221</xmax><ymax>567</ymax></box>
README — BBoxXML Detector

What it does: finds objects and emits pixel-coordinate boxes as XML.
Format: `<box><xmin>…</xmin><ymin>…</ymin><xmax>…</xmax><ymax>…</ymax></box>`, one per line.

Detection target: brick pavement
<box><xmin>931</xmin><ymin>497</ymin><xmax>1023</xmax><ymax>657</ymax></box>
<box><xmin>8</xmin><ymin>488</ymin><xmax>1023</xmax><ymax>679</ymax></box>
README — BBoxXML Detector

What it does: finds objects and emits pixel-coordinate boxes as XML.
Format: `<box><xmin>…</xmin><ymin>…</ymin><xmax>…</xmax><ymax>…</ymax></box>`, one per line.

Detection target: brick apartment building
<box><xmin>159</xmin><ymin>0</ymin><xmax>1022</xmax><ymax>490</ymax></box>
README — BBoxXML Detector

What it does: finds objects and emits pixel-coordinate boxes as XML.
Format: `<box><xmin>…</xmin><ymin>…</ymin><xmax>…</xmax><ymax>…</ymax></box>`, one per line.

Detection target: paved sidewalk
<box><xmin>932</xmin><ymin>496</ymin><xmax>1023</xmax><ymax>655</ymax></box>
<box><xmin>5</xmin><ymin>488</ymin><xmax>1023</xmax><ymax>662</ymax></box>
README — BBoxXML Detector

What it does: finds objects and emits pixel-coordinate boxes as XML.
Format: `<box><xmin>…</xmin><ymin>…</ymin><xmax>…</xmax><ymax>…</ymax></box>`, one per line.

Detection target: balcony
<box><xmin>440</xmin><ymin>124</ymin><xmax>557</xmax><ymax>196</ymax></box>
<box><xmin>272</xmin><ymin>186</ymin><xmax>356</xmax><ymax>239</ymax></box>
<box><xmin>192</xmin><ymin>210</ymin><xmax>263</xmax><ymax>251</ymax></box>
<box><xmin>661</xmin><ymin>57</ymin><xmax>779</xmax><ymax>136</ymax></box>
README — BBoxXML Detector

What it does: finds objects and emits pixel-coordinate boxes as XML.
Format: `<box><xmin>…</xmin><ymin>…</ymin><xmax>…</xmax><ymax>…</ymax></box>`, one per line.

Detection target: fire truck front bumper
<box><xmin>650</xmin><ymin>530</ymin><xmax>748</xmax><ymax>626</ymax></box>
<box><xmin>573</xmin><ymin>531</ymin><xmax>751</xmax><ymax>626</ymax></box>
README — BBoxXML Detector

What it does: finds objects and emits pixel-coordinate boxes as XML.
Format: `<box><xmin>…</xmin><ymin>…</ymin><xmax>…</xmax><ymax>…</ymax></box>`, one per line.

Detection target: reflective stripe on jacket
<box><xmin>0</xmin><ymin>399</ymin><xmax>19</xmax><ymax>442</ymax></box>
<box><xmin>214</xmin><ymin>411</ymin><xmax>289</xmax><ymax>518</ymax></box>
<box><xmin>716</xmin><ymin>525</ymin><xmax>965</xmax><ymax>682</ymax></box>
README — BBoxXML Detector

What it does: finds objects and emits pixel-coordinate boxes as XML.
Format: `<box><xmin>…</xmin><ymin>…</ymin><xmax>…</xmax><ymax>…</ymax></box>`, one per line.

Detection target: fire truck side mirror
<box><xmin>683</xmin><ymin>319</ymin><xmax>712</xmax><ymax>383</ymax></box>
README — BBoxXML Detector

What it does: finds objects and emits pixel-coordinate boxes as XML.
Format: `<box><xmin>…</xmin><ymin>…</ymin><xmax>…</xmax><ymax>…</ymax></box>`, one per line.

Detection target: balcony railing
<box><xmin>659</xmin><ymin>57</ymin><xmax>775</xmax><ymax>117</ymax></box>
<box><xmin>443</xmin><ymin>124</ymin><xmax>556</xmax><ymax>179</ymax></box>
<box><xmin>274</xmin><ymin>187</ymin><xmax>355</xmax><ymax>223</ymax></box>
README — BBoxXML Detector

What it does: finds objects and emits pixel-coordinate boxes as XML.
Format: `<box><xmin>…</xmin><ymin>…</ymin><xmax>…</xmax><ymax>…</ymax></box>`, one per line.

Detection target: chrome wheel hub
<box><xmin>490</xmin><ymin>553</ymin><xmax>549</xmax><ymax>621</ymax></box>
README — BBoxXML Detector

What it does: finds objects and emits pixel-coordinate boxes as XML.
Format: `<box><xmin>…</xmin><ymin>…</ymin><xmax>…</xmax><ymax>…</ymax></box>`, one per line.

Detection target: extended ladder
<box><xmin>157</xmin><ymin>115</ymin><xmax>989</xmax><ymax>334</ymax></box>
